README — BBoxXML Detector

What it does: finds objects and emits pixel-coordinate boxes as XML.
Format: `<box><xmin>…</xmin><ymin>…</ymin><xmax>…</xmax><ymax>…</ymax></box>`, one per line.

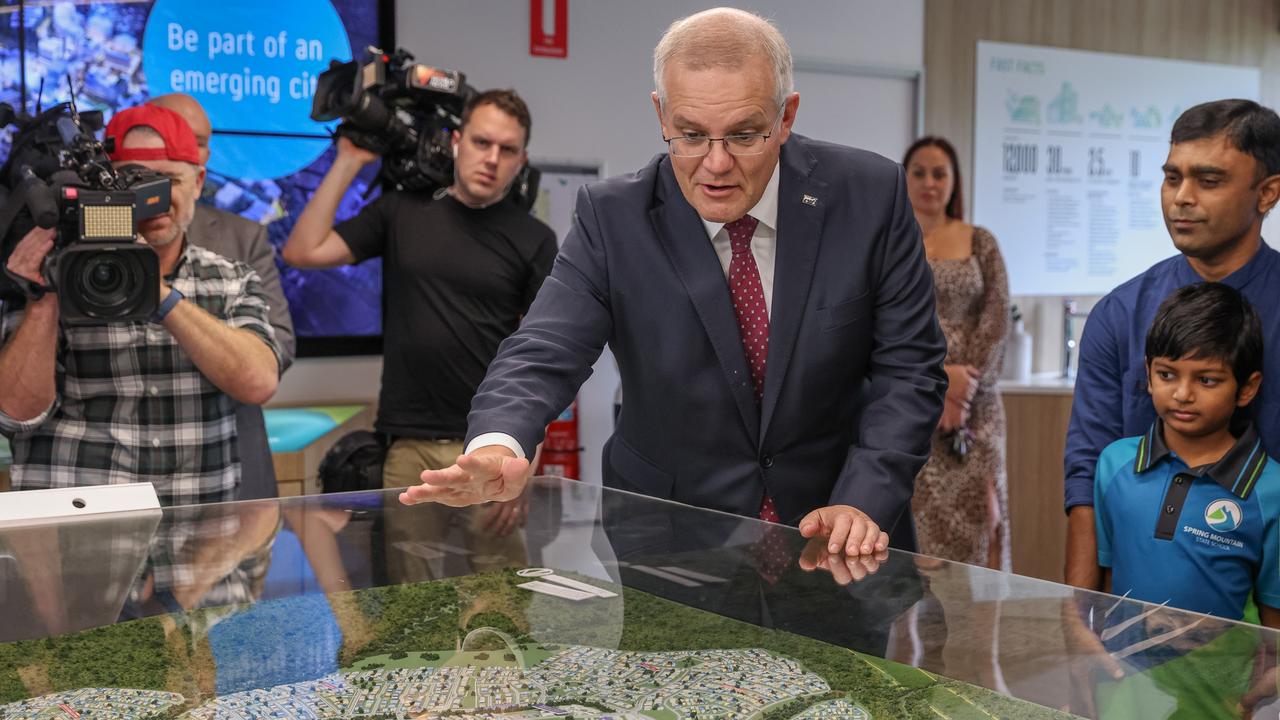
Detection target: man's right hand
<box><xmin>399</xmin><ymin>445</ymin><xmax>532</xmax><ymax>507</ymax></box>
<box><xmin>5</xmin><ymin>227</ymin><xmax>55</xmax><ymax>287</ymax></box>
<box><xmin>335</xmin><ymin>136</ymin><xmax>381</xmax><ymax>167</ymax></box>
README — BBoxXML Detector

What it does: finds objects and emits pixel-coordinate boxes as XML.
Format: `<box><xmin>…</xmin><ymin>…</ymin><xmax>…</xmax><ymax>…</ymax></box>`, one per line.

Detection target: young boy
<box><xmin>1093</xmin><ymin>282</ymin><xmax>1280</xmax><ymax>716</ymax></box>
<box><xmin>1095</xmin><ymin>281</ymin><xmax>1278</xmax><ymax>621</ymax></box>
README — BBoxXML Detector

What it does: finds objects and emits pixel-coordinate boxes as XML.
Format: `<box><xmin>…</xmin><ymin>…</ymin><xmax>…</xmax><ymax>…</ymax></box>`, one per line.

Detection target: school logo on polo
<box><xmin>1205</xmin><ymin>499</ymin><xmax>1243</xmax><ymax>533</ymax></box>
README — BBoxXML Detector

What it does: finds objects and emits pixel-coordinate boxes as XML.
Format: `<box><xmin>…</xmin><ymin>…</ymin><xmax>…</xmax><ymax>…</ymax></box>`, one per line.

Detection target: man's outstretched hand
<box><xmin>399</xmin><ymin>446</ymin><xmax>531</xmax><ymax>507</ymax></box>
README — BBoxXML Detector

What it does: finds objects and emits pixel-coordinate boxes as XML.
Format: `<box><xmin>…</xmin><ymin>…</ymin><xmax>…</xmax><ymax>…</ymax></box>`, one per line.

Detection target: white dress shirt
<box><xmin>702</xmin><ymin>161</ymin><xmax>781</xmax><ymax>317</ymax></box>
<box><xmin>468</xmin><ymin>161</ymin><xmax>784</xmax><ymax>459</ymax></box>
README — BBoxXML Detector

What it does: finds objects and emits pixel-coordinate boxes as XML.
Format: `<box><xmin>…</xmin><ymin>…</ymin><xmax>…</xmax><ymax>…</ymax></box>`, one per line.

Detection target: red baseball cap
<box><xmin>106</xmin><ymin>104</ymin><xmax>201</xmax><ymax>165</ymax></box>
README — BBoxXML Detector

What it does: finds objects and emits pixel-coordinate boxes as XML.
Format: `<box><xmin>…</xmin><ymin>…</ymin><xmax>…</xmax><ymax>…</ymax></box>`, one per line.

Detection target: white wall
<box><xmin>390</xmin><ymin>0</ymin><xmax>924</xmax><ymax>483</ymax></box>
<box><xmin>272</xmin><ymin>355</ymin><xmax>383</xmax><ymax>406</ymax></box>
<box><xmin>398</xmin><ymin>1</ymin><xmax>923</xmax><ymax>176</ymax></box>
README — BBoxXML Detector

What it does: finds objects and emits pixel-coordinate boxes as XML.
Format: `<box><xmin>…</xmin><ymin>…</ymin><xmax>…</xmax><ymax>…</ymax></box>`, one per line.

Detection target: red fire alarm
<box><xmin>530</xmin><ymin>0</ymin><xmax>568</xmax><ymax>59</ymax></box>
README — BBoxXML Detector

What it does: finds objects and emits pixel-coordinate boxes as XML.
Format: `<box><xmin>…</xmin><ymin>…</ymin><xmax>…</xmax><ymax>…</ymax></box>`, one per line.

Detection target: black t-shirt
<box><xmin>336</xmin><ymin>191</ymin><xmax>558</xmax><ymax>437</ymax></box>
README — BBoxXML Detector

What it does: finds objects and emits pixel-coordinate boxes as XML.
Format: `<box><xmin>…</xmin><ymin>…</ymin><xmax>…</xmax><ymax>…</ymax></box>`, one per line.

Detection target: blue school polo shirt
<box><xmin>1095</xmin><ymin>421</ymin><xmax>1280</xmax><ymax>619</ymax></box>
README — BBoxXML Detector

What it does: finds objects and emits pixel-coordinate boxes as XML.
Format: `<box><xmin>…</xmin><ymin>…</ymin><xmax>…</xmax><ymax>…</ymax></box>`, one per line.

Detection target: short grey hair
<box><xmin>653</xmin><ymin>7</ymin><xmax>793</xmax><ymax>112</ymax></box>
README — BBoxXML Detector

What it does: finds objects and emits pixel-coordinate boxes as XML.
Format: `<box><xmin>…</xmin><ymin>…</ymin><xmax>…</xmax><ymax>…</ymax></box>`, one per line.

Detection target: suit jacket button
<box><xmin>761</xmin><ymin>455</ymin><xmax>774</xmax><ymax>469</ymax></box>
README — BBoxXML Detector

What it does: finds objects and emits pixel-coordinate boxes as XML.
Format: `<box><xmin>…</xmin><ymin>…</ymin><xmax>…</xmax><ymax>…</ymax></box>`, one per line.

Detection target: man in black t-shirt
<box><xmin>283</xmin><ymin>90</ymin><xmax>557</xmax><ymax>580</ymax></box>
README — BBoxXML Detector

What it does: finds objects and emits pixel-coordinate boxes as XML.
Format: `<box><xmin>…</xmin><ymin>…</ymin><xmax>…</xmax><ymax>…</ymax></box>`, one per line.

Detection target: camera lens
<box><xmin>58</xmin><ymin>245</ymin><xmax>157</xmax><ymax>322</ymax></box>
<box><xmin>80</xmin><ymin>255</ymin><xmax>131</xmax><ymax>306</ymax></box>
<box><xmin>88</xmin><ymin>261</ymin><xmax>123</xmax><ymax>294</ymax></box>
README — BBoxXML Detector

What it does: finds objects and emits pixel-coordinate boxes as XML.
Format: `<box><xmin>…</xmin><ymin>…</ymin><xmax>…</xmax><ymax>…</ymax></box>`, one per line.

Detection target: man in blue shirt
<box><xmin>1065</xmin><ymin>99</ymin><xmax>1280</xmax><ymax>591</ymax></box>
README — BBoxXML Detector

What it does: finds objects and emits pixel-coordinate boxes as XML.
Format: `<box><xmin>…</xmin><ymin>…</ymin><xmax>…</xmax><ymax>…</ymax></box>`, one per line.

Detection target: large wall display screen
<box><xmin>1</xmin><ymin>0</ymin><xmax>389</xmax><ymax>354</ymax></box>
<box><xmin>973</xmin><ymin>42</ymin><xmax>1259</xmax><ymax>296</ymax></box>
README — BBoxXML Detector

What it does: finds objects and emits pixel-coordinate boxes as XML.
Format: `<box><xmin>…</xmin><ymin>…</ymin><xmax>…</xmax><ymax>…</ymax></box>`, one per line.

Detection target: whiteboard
<box><xmin>790</xmin><ymin>68</ymin><xmax>917</xmax><ymax>162</ymax></box>
<box><xmin>972</xmin><ymin>42</ymin><xmax>1260</xmax><ymax>296</ymax></box>
<box><xmin>531</xmin><ymin>163</ymin><xmax>600</xmax><ymax>246</ymax></box>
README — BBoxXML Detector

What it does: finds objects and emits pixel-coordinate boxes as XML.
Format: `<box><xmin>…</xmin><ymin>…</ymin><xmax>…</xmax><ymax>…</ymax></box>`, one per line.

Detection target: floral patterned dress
<box><xmin>913</xmin><ymin>226</ymin><xmax>1011</xmax><ymax>569</ymax></box>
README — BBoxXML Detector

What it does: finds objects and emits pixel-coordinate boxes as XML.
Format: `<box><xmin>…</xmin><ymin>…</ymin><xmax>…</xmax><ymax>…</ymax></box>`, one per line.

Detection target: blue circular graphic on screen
<box><xmin>142</xmin><ymin>0</ymin><xmax>351</xmax><ymax>179</ymax></box>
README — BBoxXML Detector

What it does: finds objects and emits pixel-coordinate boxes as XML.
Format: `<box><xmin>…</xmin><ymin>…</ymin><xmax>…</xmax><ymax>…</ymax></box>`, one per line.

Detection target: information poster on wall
<box><xmin>972</xmin><ymin>42</ymin><xmax>1259</xmax><ymax>296</ymax></box>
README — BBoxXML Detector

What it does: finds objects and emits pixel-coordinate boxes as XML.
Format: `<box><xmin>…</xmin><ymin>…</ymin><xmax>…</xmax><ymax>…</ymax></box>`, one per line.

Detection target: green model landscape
<box><xmin>0</xmin><ymin>570</ymin><xmax>1073</xmax><ymax>719</ymax></box>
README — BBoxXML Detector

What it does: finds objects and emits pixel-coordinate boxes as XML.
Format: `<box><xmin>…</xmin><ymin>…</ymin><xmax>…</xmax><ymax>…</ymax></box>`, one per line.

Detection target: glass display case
<box><xmin>1</xmin><ymin>477</ymin><xmax>1276</xmax><ymax>719</ymax></box>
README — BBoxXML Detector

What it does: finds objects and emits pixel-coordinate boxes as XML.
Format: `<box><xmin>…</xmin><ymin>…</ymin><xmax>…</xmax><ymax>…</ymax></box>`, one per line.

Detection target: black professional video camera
<box><xmin>311</xmin><ymin>47</ymin><xmax>539</xmax><ymax>208</ymax></box>
<box><xmin>0</xmin><ymin>100</ymin><xmax>171</xmax><ymax>324</ymax></box>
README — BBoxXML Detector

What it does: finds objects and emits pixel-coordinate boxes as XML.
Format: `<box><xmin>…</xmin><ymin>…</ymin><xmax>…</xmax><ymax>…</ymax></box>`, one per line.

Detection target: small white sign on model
<box><xmin>516</xmin><ymin>567</ymin><xmax>619</xmax><ymax>601</ymax></box>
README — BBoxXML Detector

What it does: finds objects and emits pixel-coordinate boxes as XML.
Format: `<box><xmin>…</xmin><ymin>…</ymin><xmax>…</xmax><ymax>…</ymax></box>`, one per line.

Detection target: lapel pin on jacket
<box><xmin>801</xmin><ymin>194</ymin><xmax>818</xmax><ymax>207</ymax></box>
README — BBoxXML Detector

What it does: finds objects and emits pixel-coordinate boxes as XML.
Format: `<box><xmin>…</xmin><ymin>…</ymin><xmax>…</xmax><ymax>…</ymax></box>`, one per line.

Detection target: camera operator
<box><xmin>283</xmin><ymin>89</ymin><xmax>556</xmax><ymax>581</ymax></box>
<box><xmin>148</xmin><ymin>92</ymin><xmax>296</xmax><ymax>501</ymax></box>
<box><xmin>0</xmin><ymin>104</ymin><xmax>283</xmax><ymax>506</ymax></box>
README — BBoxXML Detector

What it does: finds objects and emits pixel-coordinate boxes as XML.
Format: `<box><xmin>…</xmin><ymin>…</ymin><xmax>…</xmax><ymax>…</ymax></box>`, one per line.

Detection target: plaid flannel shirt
<box><xmin>125</xmin><ymin>503</ymin><xmax>279</xmax><ymax>636</ymax></box>
<box><xmin>0</xmin><ymin>242</ymin><xmax>282</xmax><ymax>506</ymax></box>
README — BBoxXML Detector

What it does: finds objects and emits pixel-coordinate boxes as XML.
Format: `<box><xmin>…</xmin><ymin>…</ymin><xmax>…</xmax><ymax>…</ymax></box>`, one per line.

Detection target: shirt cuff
<box><xmin>0</xmin><ymin>400</ymin><xmax>55</xmax><ymax>436</ymax></box>
<box><xmin>1256</xmin><ymin>592</ymin><xmax>1280</xmax><ymax>610</ymax></box>
<box><xmin>1064</xmin><ymin>483</ymin><xmax>1096</xmax><ymax>512</ymax></box>
<box><xmin>228</xmin><ymin>316</ymin><xmax>285</xmax><ymax>378</ymax></box>
<box><xmin>465</xmin><ymin>433</ymin><xmax>527</xmax><ymax>459</ymax></box>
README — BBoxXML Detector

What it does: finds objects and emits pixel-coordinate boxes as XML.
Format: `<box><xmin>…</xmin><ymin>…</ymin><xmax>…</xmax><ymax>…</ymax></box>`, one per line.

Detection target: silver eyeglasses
<box><xmin>663</xmin><ymin>113</ymin><xmax>783</xmax><ymax>157</ymax></box>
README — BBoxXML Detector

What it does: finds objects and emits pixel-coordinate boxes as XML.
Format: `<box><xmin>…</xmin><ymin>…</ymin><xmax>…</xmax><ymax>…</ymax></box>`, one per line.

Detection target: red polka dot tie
<box><xmin>725</xmin><ymin>214</ymin><xmax>768</xmax><ymax>404</ymax></box>
<box><xmin>724</xmin><ymin>215</ymin><xmax>788</xmax><ymax>581</ymax></box>
<box><xmin>759</xmin><ymin>494</ymin><xmax>780</xmax><ymax>523</ymax></box>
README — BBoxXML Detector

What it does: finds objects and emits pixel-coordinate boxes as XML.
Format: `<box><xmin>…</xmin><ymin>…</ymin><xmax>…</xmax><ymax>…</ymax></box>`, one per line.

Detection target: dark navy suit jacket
<box><xmin>466</xmin><ymin>135</ymin><xmax>947</xmax><ymax>548</ymax></box>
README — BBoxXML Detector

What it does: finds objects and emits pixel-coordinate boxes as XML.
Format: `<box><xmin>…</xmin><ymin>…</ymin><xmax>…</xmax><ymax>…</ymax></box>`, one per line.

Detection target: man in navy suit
<box><xmin>402</xmin><ymin>7</ymin><xmax>947</xmax><ymax>556</ymax></box>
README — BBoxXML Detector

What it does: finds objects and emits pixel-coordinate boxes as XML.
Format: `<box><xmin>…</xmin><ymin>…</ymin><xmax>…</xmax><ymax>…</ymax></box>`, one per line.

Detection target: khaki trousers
<box><xmin>381</xmin><ymin>438</ymin><xmax>527</xmax><ymax>584</ymax></box>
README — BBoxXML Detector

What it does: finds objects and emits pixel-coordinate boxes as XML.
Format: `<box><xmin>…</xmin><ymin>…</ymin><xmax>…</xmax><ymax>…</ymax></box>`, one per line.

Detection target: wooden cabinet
<box><xmin>1001</xmin><ymin>388</ymin><xmax>1074</xmax><ymax>583</ymax></box>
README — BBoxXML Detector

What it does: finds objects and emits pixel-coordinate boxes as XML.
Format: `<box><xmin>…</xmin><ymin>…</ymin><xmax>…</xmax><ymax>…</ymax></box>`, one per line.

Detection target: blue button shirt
<box><xmin>1065</xmin><ymin>243</ymin><xmax>1280</xmax><ymax>510</ymax></box>
<box><xmin>1095</xmin><ymin>423</ymin><xmax>1280</xmax><ymax>619</ymax></box>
